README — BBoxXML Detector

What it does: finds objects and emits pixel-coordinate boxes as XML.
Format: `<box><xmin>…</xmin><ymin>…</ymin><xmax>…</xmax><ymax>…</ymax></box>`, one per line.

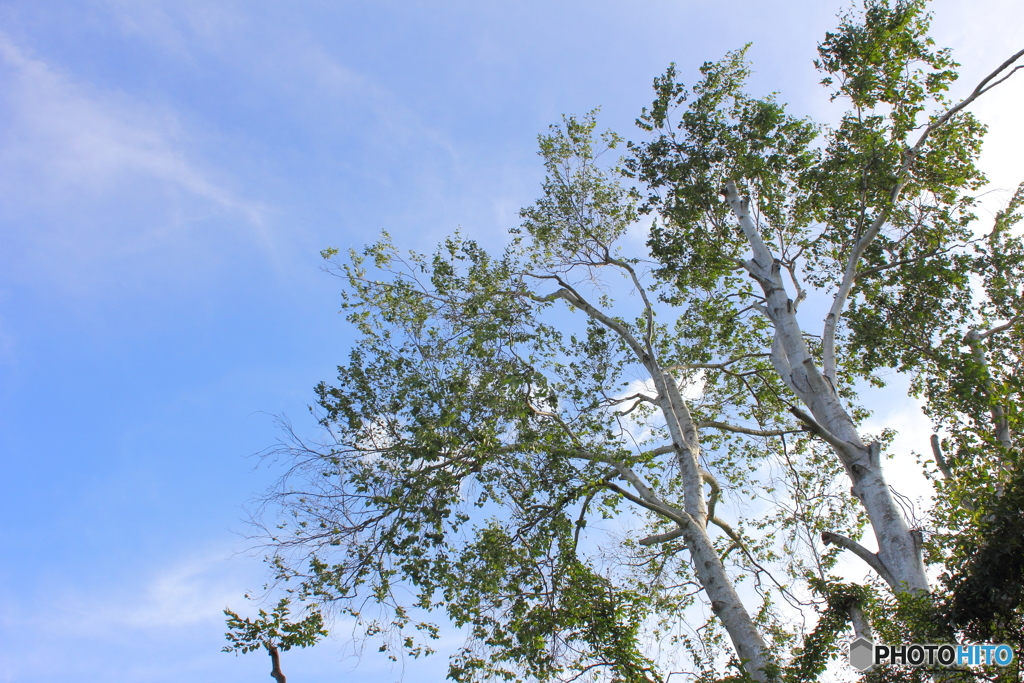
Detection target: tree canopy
<box><xmin>246</xmin><ymin>1</ymin><xmax>1023</xmax><ymax>680</ymax></box>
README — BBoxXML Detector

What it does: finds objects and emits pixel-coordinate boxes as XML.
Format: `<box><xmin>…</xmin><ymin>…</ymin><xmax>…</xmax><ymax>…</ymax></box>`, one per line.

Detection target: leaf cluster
<box><xmin>223</xmin><ymin>598</ymin><xmax>327</xmax><ymax>655</ymax></box>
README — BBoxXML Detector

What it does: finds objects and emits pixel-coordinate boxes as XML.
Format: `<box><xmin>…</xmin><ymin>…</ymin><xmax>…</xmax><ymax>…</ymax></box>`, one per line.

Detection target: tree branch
<box><xmin>919</xmin><ymin>49</ymin><xmax>1024</xmax><ymax>140</ymax></box>
<box><xmin>821</xmin><ymin>531</ymin><xmax>895</xmax><ymax>587</ymax></box>
<box><xmin>606</xmin><ymin>392</ymin><xmax>658</xmax><ymax>416</ymax></box>
<box><xmin>788</xmin><ymin>405</ymin><xmax>851</xmax><ymax>456</ymax></box>
<box><xmin>721</xmin><ymin>180</ymin><xmax>775</xmax><ymax>270</ymax></box>
<box><xmin>930</xmin><ymin>434</ymin><xmax>952</xmax><ymax>479</ymax></box>
<box><xmin>848</xmin><ymin>602</ymin><xmax>873</xmax><ymax>642</ymax></box>
<box><xmin>852</xmin><ymin>239</ymin><xmax>978</xmax><ymax>280</ymax></box>
<box><xmin>603</xmin><ymin>392</ymin><xmax>658</xmax><ymax>407</ymax></box>
<box><xmin>527</xmin><ymin>277</ymin><xmax>653</xmax><ymax>368</ymax></box>
<box><xmin>605</xmin><ymin>482</ymin><xmax>696</xmax><ymax>533</ymax></box>
<box><xmin>702</xmin><ymin>469</ymin><xmax>721</xmax><ymax>517</ymax></box>
<box><xmin>697</xmin><ymin>421</ymin><xmax>805</xmax><ymax>438</ymax></box>
<box><xmin>822</xmin><ymin>48</ymin><xmax>1024</xmax><ymax>386</ymax></box>
<box><xmin>976</xmin><ymin>316</ymin><xmax>1020</xmax><ymax>340</ymax></box>
<box><xmin>607</xmin><ymin>255</ymin><xmax>658</xmax><ymax>364</ymax></box>
<box><xmin>664</xmin><ymin>353</ymin><xmax>772</xmax><ymax>373</ymax></box>
<box><xmin>638</xmin><ymin>527</ymin><xmax>685</xmax><ymax>546</ymax></box>
<box><xmin>267</xmin><ymin>643</ymin><xmax>287</xmax><ymax>683</ymax></box>
<box><xmin>963</xmin><ymin>329</ymin><xmax>1013</xmax><ymax>450</ymax></box>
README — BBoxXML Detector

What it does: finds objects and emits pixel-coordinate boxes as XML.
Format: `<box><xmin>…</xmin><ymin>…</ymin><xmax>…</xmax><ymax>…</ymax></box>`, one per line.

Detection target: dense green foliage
<box><xmin>235</xmin><ymin>1</ymin><xmax>1022</xmax><ymax>680</ymax></box>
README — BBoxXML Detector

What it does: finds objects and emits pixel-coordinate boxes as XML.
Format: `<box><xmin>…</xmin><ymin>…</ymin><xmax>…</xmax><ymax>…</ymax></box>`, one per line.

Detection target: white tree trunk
<box><xmin>724</xmin><ymin>181</ymin><xmax>930</xmax><ymax>594</ymax></box>
<box><xmin>550</xmin><ymin>272</ymin><xmax>775</xmax><ymax>680</ymax></box>
<box><xmin>655</xmin><ymin>369</ymin><xmax>773</xmax><ymax>680</ymax></box>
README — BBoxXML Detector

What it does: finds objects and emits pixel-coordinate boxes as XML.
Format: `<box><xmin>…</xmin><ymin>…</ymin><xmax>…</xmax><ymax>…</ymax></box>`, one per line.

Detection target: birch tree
<box><xmin>253</xmin><ymin>1</ymin><xmax>1023</xmax><ymax>680</ymax></box>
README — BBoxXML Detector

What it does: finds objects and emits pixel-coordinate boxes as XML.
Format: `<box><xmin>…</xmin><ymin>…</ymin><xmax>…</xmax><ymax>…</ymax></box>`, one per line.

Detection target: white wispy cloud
<box><xmin>48</xmin><ymin>551</ymin><xmax>256</xmax><ymax>635</ymax></box>
<box><xmin>1</xmin><ymin>33</ymin><xmax>260</xmax><ymax>205</ymax></box>
<box><xmin>0</xmin><ymin>547</ymin><xmax>274</xmax><ymax>682</ymax></box>
<box><xmin>0</xmin><ymin>31</ymin><xmax>270</xmax><ymax>286</ymax></box>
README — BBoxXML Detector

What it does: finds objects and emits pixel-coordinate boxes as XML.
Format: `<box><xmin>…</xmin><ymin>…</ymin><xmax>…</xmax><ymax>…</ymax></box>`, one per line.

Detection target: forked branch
<box><xmin>821</xmin><ymin>48</ymin><xmax>1024</xmax><ymax>385</ymax></box>
<box><xmin>527</xmin><ymin>276</ymin><xmax>653</xmax><ymax>368</ymax></box>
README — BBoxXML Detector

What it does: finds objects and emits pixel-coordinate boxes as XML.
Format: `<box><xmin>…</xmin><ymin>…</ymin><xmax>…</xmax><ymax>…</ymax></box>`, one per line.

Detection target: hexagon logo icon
<box><xmin>849</xmin><ymin>637</ymin><xmax>875</xmax><ymax>671</ymax></box>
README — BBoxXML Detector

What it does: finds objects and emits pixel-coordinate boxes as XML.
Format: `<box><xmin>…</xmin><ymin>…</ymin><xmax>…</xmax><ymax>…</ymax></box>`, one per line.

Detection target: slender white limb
<box><xmin>821</xmin><ymin>49</ymin><xmax>1024</xmax><ymax>386</ymax></box>
<box><xmin>977</xmin><ymin>316</ymin><xmax>1020</xmax><ymax>340</ymax></box>
<box><xmin>930</xmin><ymin>434</ymin><xmax>952</xmax><ymax>480</ymax></box>
<box><xmin>788</xmin><ymin>406</ymin><xmax>852</xmax><ymax>457</ymax></box>
<box><xmin>527</xmin><ymin>280</ymin><xmax>652</xmax><ymax>369</ymax></box>
<box><xmin>702</xmin><ymin>469</ymin><xmax>722</xmax><ymax>522</ymax></box>
<box><xmin>606</xmin><ymin>255</ymin><xmax>658</xmax><ymax>363</ymax></box>
<box><xmin>722</xmin><ymin>180</ymin><xmax>774</xmax><ymax>270</ymax></box>
<box><xmin>821</xmin><ymin>531</ymin><xmax>896</xmax><ymax>588</ymax></box>
<box><xmin>963</xmin><ymin>329</ymin><xmax>1012</xmax><ymax>450</ymax></box>
<box><xmin>848</xmin><ymin>603</ymin><xmax>874</xmax><ymax>642</ymax></box>
<box><xmin>638</xmin><ymin>527</ymin><xmax>685</xmax><ymax>546</ymax></box>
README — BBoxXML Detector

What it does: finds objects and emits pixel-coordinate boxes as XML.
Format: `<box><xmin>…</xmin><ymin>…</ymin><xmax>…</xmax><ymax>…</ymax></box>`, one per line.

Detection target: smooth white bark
<box><xmin>542</xmin><ymin>273</ymin><xmax>774</xmax><ymax>681</ymax></box>
<box><xmin>724</xmin><ymin>180</ymin><xmax>930</xmax><ymax>594</ymax></box>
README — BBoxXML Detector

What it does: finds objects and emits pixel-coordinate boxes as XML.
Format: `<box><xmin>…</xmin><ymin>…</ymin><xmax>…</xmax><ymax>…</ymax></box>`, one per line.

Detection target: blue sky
<box><xmin>0</xmin><ymin>1</ymin><xmax>1021</xmax><ymax>681</ymax></box>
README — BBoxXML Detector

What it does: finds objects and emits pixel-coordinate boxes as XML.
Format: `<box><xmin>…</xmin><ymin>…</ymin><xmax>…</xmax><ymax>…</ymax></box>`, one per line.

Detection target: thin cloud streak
<box><xmin>0</xmin><ymin>32</ymin><xmax>270</xmax><ymax>285</ymax></box>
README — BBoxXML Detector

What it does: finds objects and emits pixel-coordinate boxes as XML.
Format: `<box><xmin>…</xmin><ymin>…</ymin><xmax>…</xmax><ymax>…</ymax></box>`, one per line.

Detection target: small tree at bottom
<box><xmin>223</xmin><ymin>598</ymin><xmax>327</xmax><ymax>683</ymax></box>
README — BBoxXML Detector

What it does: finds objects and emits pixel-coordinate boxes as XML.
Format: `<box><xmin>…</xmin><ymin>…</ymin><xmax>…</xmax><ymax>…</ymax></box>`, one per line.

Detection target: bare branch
<box><xmin>782</xmin><ymin>260</ymin><xmax>807</xmax><ymax>309</ymax></box>
<box><xmin>606</xmin><ymin>255</ymin><xmax>658</xmax><ymax>363</ymax></box>
<box><xmin>702</xmin><ymin>469</ymin><xmax>722</xmax><ymax>523</ymax></box>
<box><xmin>821</xmin><ymin>531</ymin><xmax>896</xmax><ymax>587</ymax></box>
<box><xmin>610</xmin><ymin>460</ymin><xmax>670</xmax><ymax>509</ymax></box>
<box><xmin>977</xmin><ymin>316</ymin><xmax>1020</xmax><ymax>340</ymax></box>
<box><xmin>603</xmin><ymin>392</ymin><xmax>658</xmax><ymax>407</ymax></box>
<box><xmin>527</xmin><ymin>401</ymin><xmax>579</xmax><ymax>440</ymax></box>
<box><xmin>963</xmin><ymin>329</ymin><xmax>1013</xmax><ymax>450</ymax></box>
<box><xmin>848</xmin><ymin>602</ymin><xmax>873</xmax><ymax>642</ymax></box>
<box><xmin>638</xmin><ymin>527</ymin><xmax>685</xmax><ymax>546</ymax></box>
<box><xmin>721</xmin><ymin>180</ymin><xmax>775</xmax><ymax>270</ymax></box>
<box><xmin>788</xmin><ymin>405</ymin><xmax>851</xmax><ymax>456</ymax></box>
<box><xmin>710</xmin><ymin>512</ymin><xmax>806</xmax><ymax>608</ymax></box>
<box><xmin>710</xmin><ymin>514</ymin><xmax>742</xmax><ymax>546</ymax></box>
<box><xmin>605</xmin><ymin>482</ymin><xmax>696</xmax><ymax>533</ymax></box>
<box><xmin>930</xmin><ymin>434</ymin><xmax>952</xmax><ymax>479</ymax></box>
<box><xmin>573</xmin><ymin>486</ymin><xmax>602</xmax><ymax>549</ymax></box>
<box><xmin>606</xmin><ymin>392</ymin><xmax>658</xmax><ymax>416</ymax></box>
<box><xmin>700</xmin><ymin>474</ymin><xmax>797</xmax><ymax>599</ymax></box>
<box><xmin>918</xmin><ymin>49</ymin><xmax>1024</xmax><ymax>141</ymax></box>
<box><xmin>571</xmin><ymin>447</ymin><xmax>676</xmax><ymax>516</ymax></box>
<box><xmin>697</xmin><ymin>421</ymin><xmax>805</xmax><ymax>438</ymax></box>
